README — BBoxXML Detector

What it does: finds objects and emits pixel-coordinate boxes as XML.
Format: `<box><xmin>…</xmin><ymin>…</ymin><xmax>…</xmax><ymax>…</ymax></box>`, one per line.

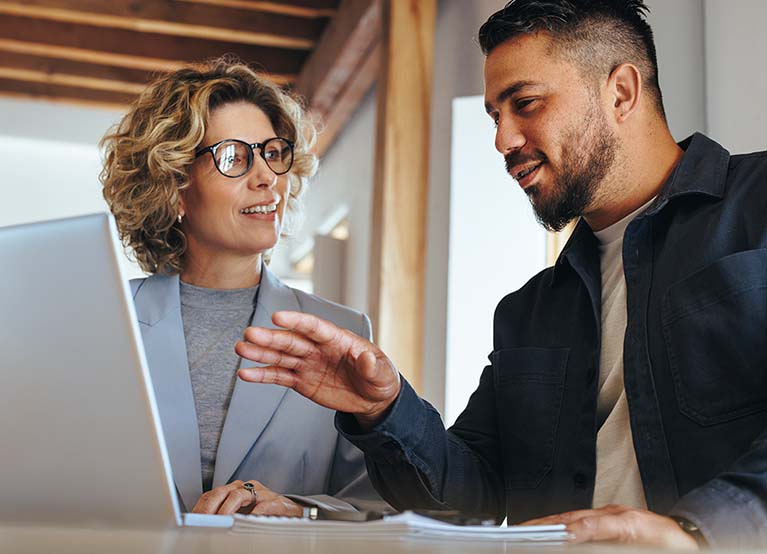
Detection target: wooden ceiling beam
<box><xmin>295</xmin><ymin>0</ymin><xmax>381</xmax><ymax>115</ymax></box>
<box><xmin>0</xmin><ymin>0</ymin><xmax>325</xmax><ymax>50</ymax></box>
<box><xmin>178</xmin><ymin>0</ymin><xmax>338</xmax><ymax>19</ymax></box>
<box><xmin>0</xmin><ymin>14</ymin><xmax>305</xmax><ymax>76</ymax></box>
<box><xmin>0</xmin><ymin>77</ymin><xmax>133</xmax><ymax>110</ymax></box>
<box><xmin>0</xmin><ymin>51</ymin><xmax>157</xmax><ymax>90</ymax></box>
<box><xmin>0</xmin><ymin>39</ymin><xmax>295</xmax><ymax>86</ymax></box>
<box><xmin>294</xmin><ymin>0</ymin><xmax>382</xmax><ymax>154</ymax></box>
<box><xmin>314</xmin><ymin>38</ymin><xmax>379</xmax><ymax>156</ymax></box>
<box><xmin>0</xmin><ymin>67</ymin><xmax>146</xmax><ymax>95</ymax></box>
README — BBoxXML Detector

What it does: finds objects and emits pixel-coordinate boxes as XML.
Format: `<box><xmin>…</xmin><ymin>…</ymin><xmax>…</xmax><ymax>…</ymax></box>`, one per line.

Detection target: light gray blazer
<box><xmin>130</xmin><ymin>264</ymin><xmax>383</xmax><ymax>512</ymax></box>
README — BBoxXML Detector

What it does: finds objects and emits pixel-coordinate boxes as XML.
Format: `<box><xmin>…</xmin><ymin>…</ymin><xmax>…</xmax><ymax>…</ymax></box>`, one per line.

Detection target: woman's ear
<box><xmin>177</xmin><ymin>193</ymin><xmax>186</xmax><ymax>223</ymax></box>
<box><xmin>607</xmin><ymin>62</ymin><xmax>642</xmax><ymax>124</ymax></box>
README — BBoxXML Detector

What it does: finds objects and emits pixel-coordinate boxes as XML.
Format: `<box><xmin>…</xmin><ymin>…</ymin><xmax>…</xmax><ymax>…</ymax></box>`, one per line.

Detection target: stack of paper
<box><xmin>231</xmin><ymin>511</ymin><xmax>569</xmax><ymax>544</ymax></box>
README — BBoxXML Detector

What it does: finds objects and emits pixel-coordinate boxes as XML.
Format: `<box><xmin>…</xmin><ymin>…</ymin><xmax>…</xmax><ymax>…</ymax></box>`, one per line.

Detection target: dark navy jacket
<box><xmin>338</xmin><ymin>134</ymin><xmax>767</xmax><ymax>549</ymax></box>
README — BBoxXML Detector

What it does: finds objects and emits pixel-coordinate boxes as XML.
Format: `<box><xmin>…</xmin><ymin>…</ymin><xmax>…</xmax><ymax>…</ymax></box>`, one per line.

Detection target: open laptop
<box><xmin>0</xmin><ymin>213</ymin><xmax>231</xmax><ymax>529</ymax></box>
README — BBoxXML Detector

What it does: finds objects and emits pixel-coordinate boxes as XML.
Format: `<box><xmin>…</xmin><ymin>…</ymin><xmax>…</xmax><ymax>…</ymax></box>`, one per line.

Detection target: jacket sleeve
<box><xmin>669</xmin><ymin>427</ymin><xmax>767</xmax><ymax>549</ymax></box>
<box><xmin>336</xmin><ymin>366</ymin><xmax>506</xmax><ymax>521</ymax></box>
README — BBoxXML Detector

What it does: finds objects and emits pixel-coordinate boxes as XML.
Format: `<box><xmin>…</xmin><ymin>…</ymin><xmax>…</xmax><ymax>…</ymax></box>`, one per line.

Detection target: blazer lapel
<box><xmin>133</xmin><ymin>274</ymin><xmax>203</xmax><ymax>511</ymax></box>
<box><xmin>212</xmin><ymin>264</ymin><xmax>298</xmax><ymax>488</ymax></box>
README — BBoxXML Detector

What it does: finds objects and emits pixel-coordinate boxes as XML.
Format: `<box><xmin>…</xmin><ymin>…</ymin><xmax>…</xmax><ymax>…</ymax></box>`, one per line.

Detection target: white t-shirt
<box><xmin>591</xmin><ymin>199</ymin><xmax>655</xmax><ymax>509</ymax></box>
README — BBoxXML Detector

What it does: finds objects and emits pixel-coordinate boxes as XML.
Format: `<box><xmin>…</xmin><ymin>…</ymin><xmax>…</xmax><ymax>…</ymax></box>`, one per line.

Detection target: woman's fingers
<box><xmin>218</xmin><ymin>487</ymin><xmax>256</xmax><ymax>515</ymax></box>
<box><xmin>192</xmin><ymin>481</ymin><xmax>246</xmax><ymax>514</ymax></box>
<box><xmin>249</xmin><ymin>496</ymin><xmax>303</xmax><ymax>517</ymax></box>
<box><xmin>192</xmin><ymin>481</ymin><xmax>306</xmax><ymax>516</ymax></box>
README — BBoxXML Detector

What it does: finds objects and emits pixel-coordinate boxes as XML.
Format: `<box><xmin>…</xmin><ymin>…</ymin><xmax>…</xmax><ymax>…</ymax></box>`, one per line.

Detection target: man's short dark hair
<box><xmin>479</xmin><ymin>0</ymin><xmax>665</xmax><ymax>120</ymax></box>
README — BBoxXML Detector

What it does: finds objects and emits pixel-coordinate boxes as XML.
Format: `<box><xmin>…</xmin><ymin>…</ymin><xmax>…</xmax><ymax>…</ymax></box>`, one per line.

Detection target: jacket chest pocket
<box><xmin>492</xmin><ymin>347</ymin><xmax>569</xmax><ymax>489</ymax></box>
<box><xmin>662</xmin><ymin>249</ymin><xmax>767</xmax><ymax>426</ymax></box>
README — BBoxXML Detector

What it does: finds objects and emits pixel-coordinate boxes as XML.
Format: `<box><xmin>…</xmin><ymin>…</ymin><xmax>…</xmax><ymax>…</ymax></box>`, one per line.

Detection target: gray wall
<box><xmin>273</xmin><ymin>88</ymin><xmax>377</xmax><ymax>312</ymax></box>
<box><xmin>704</xmin><ymin>0</ymin><xmax>767</xmax><ymax>153</ymax></box>
<box><xmin>648</xmin><ymin>0</ymin><xmax>707</xmax><ymax>139</ymax></box>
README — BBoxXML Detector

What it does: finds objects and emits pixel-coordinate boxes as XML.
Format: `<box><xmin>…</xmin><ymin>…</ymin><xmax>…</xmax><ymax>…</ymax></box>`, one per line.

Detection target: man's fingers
<box><xmin>235</xmin><ymin>341</ymin><xmax>305</xmax><ymax>370</ymax></box>
<box><xmin>272</xmin><ymin>311</ymin><xmax>350</xmax><ymax>347</ymax></box>
<box><xmin>521</xmin><ymin>505</ymin><xmax>627</xmax><ymax>526</ymax></box>
<box><xmin>566</xmin><ymin>510</ymin><xmax>698</xmax><ymax>550</ymax></box>
<box><xmin>566</xmin><ymin>513</ymin><xmax>634</xmax><ymax>544</ymax></box>
<box><xmin>344</xmin><ymin>349</ymin><xmax>378</xmax><ymax>380</ymax></box>
<box><xmin>242</xmin><ymin>327</ymin><xmax>317</xmax><ymax>356</ymax></box>
<box><xmin>238</xmin><ymin>366</ymin><xmax>298</xmax><ymax>388</ymax></box>
<box><xmin>356</xmin><ymin>350</ymin><xmax>379</xmax><ymax>379</ymax></box>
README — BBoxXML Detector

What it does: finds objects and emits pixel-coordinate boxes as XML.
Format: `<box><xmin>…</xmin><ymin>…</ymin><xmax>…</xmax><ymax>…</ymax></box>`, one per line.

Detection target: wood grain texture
<box><xmin>0</xmin><ymin>76</ymin><xmax>134</xmax><ymax>108</ymax></box>
<box><xmin>0</xmin><ymin>0</ymin><xmax>326</xmax><ymax>49</ymax></box>
<box><xmin>369</xmin><ymin>0</ymin><xmax>436</xmax><ymax>391</ymax></box>
<box><xmin>178</xmin><ymin>0</ymin><xmax>338</xmax><ymax>18</ymax></box>
<box><xmin>0</xmin><ymin>13</ymin><xmax>306</xmax><ymax>74</ymax></box>
<box><xmin>294</xmin><ymin>0</ymin><xmax>380</xmax><ymax>115</ymax></box>
<box><xmin>314</xmin><ymin>38</ymin><xmax>380</xmax><ymax>156</ymax></box>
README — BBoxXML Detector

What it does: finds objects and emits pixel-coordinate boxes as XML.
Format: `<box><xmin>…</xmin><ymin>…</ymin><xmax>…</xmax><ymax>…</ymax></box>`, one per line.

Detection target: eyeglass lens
<box><xmin>214</xmin><ymin>139</ymin><xmax>293</xmax><ymax>177</ymax></box>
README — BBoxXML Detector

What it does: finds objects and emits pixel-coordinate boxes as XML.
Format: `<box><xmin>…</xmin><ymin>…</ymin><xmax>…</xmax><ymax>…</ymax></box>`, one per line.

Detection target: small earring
<box><xmin>177</xmin><ymin>214</ymin><xmax>183</xmax><ymax>223</ymax></box>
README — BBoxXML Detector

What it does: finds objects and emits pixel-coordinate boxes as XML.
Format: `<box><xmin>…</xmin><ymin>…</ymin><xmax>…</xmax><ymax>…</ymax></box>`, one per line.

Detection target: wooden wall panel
<box><xmin>369</xmin><ymin>0</ymin><xmax>435</xmax><ymax>391</ymax></box>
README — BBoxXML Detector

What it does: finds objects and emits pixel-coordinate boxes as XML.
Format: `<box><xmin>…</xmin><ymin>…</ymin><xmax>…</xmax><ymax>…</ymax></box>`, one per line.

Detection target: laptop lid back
<box><xmin>0</xmin><ymin>213</ymin><xmax>181</xmax><ymax>528</ymax></box>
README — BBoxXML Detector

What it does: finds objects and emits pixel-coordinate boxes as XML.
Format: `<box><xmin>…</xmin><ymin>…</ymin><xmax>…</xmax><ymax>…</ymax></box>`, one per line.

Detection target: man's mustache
<box><xmin>504</xmin><ymin>151</ymin><xmax>548</xmax><ymax>175</ymax></box>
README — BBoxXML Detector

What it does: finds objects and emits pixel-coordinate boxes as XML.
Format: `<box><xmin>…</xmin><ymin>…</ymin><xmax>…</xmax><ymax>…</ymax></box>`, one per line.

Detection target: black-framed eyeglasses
<box><xmin>194</xmin><ymin>137</ymin><xmax>294</xmax><ymax>178</ymax></box>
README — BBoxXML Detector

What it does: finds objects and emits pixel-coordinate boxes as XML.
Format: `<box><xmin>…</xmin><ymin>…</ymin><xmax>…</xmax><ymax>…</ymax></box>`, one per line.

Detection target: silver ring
<box><xmin>243</xmin><ymin>482</ymin><xmax>258</xmax><ymax>503</ymax></box>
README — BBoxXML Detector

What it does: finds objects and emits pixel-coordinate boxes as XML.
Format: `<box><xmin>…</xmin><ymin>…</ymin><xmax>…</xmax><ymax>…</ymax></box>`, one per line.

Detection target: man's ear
<box><xmin>607</xmin><ymin>62</ymin><xmax>642</xmax><ymax>124</ymax></box>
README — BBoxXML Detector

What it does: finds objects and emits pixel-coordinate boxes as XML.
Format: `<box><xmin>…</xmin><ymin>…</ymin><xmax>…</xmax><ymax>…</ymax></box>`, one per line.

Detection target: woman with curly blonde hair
<box><xmin>101</xmin><ymin>58</ymin><xmax>381</xmax><ymax>517</ymax></box>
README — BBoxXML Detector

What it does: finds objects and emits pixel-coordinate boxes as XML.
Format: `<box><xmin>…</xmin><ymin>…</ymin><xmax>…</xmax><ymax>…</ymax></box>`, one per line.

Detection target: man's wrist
<box><xmin>355</xmin><ymin>398</ymin><xmax>396</xmax><ymax>431</ymax></box>
<box><xmin>671</xmin><ymin>516</ymin><xmax>707</xmax><ymax>549</ymax></box>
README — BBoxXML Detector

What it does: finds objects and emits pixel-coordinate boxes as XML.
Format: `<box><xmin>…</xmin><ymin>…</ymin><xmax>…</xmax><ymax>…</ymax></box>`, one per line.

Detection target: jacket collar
<box><xmin>133</xmin><ymin>273</ymin><xmax>178</xmax><ymax>326</ymax></box>
<box><xmin>550</xmin><ymin>132</ymin><xmax>731</xmax><ymax>287</ymax></box>
<box><xmin>646</xmin><ymin>132</ymin><xmax>729</xmax><ymax>215</ymax></box>
<box><xmin>132</xmin><ymin>271</ymin><xmax>200</xmax><ymax>511</ymax></box>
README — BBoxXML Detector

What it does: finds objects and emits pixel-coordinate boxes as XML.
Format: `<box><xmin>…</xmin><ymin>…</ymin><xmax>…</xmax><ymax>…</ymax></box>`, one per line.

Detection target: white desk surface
<box><xmin>0</xmin><ymin>524</ymin><xmax>759</xmax><ymax>554</ymax></box>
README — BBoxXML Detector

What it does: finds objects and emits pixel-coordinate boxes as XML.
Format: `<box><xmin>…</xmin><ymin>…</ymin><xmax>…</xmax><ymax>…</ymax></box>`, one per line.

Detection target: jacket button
<box><xmin>573</xmin><ymin>472</ymin><xmax>588</xmax><ymax>488</ymax></box>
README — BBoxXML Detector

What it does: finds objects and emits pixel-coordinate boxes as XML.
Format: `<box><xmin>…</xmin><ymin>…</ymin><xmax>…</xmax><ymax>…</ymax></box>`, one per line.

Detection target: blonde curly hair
<box><xmin>101</xmin><ymin>58</ymin><xmax>318</xmax><ymax>275</ymax></box>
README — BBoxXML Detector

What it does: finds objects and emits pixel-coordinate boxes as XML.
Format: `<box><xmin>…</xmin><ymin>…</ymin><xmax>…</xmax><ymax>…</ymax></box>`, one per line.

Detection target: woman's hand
<box><xmin>192</xmin><ymin>480</ymin><xmax>303</xmax><ymax>517</ymax></box>
<box><xmin>235</xmin><ymin>311</ymin><xmax>402</xmax><ymax>429</ymax></box>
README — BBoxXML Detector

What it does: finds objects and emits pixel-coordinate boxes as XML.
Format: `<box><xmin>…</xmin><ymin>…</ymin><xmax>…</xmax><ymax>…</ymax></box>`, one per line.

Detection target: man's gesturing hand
<box><xmin>235</xmin><ymin>311</ymin><xmax>401</xmax><ymax>429</ymax></box>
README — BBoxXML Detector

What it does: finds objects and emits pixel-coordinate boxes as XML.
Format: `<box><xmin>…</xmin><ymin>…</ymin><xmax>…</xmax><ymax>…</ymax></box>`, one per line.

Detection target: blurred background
<box><xmin>1</xmin><ymin>0</ymin><xmax>765</xmax><ymax>424</ymax></box>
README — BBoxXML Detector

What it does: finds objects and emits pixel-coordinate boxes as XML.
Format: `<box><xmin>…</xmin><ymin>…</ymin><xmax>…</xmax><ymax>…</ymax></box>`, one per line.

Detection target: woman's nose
<box><xmin>248</xmin><ymin>154</ymin><xmax>277</xmax><ymax>188</ymax></box>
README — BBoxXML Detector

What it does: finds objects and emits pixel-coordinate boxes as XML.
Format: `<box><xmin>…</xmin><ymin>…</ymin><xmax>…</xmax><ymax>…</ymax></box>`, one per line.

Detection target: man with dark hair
<box><xmin>236</xmin><ymin>0</ymin><xmax>767</xmax><ymax>549</ymax></box>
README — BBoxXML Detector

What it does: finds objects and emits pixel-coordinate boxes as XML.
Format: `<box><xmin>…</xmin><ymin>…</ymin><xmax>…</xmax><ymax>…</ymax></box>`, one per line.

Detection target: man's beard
<box><xmin>505</xmin><ymin>110</ymin><xmax>618</xmax><ymax>232</ymax></box>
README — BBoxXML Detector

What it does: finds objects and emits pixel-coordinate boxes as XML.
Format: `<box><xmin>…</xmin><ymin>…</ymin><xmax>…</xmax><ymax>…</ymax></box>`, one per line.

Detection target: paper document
<box><xmin>231</xmin><ymin>511</ymin><xmax>569</xmax><ymax>544</ymax></box>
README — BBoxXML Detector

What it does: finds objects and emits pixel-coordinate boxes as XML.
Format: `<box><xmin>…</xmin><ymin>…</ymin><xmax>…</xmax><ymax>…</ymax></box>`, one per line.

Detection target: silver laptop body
<box><xmin>0</xmin><ymin>213</ymin><xmax>226</xmax><ymax>529</ymax></box>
